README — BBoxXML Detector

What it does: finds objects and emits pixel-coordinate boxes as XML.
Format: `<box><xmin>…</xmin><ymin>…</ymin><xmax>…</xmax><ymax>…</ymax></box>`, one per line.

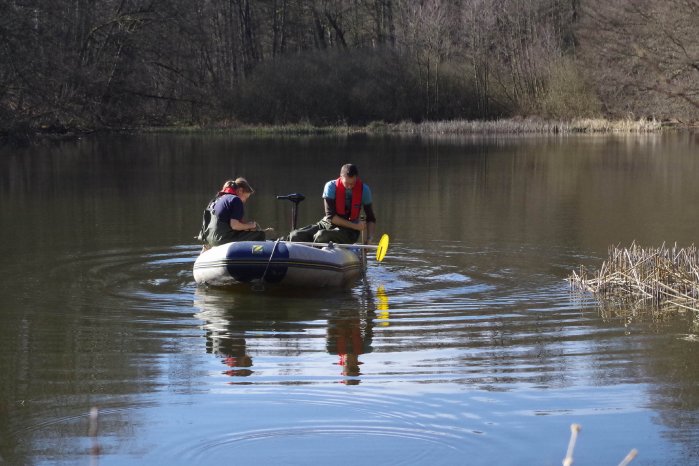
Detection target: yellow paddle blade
<box><xmin>376</xmin><ymin>234</ymin><xmax>390</xmax><ymax>262</ymax></box>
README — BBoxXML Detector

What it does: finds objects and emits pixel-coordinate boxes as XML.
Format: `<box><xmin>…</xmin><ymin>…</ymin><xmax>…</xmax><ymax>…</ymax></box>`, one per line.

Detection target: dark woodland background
<box><xmin>1</xmin><ymin>0</ymin><xmax>697</xmax><ymax>139</ymax></box>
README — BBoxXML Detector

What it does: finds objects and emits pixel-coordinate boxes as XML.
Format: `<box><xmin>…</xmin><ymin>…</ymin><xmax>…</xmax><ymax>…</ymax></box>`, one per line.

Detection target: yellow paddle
<box><xmin>375</xmin><ymin>234</ymin><xmax>389</xmax><ymax>262</ymax></box>
<box><xmin>286</xmin><ymin>233</ymin><xmax>390</xmax><ymax>262</ymax></box>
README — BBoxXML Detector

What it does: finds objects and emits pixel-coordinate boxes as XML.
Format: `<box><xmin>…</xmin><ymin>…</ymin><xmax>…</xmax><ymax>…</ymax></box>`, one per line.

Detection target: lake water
<box><xmin>1</xmin><ymin>132</ymin><xmax>698</xmax><ymax>465</ymax></box>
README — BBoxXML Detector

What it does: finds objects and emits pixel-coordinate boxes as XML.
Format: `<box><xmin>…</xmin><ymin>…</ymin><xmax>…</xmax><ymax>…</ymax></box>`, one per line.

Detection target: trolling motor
<box><xmin>276</xmin><ymin>193</ymin><xmax>305</xmax><ymax>230</ymax></box>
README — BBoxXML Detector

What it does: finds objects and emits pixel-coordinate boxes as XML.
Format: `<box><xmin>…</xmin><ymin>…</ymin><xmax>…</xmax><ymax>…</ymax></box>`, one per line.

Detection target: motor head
<box><xmin>276</xmin><ymin>193</ymin><xmax>306</xmax><ymax>204</ymax></box>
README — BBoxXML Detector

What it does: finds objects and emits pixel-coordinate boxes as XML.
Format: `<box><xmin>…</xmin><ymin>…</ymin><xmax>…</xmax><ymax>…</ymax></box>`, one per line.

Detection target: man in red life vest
<box><xmin>289</xmin><ymin>164</ymin><xmax>376</xmax><ymax>244</ymax></box>
<box><xmin>197</xmin><ymin>177</ymin><xmax>266</xmax><ymax>247</ymax></box>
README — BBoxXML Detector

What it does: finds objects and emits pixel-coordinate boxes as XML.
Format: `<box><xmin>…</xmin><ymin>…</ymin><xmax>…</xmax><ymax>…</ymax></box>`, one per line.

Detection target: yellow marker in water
<box><xmin>376</xmin><ymin>285</ymin><xmax>390</xmax><ymax>327</ymax></box>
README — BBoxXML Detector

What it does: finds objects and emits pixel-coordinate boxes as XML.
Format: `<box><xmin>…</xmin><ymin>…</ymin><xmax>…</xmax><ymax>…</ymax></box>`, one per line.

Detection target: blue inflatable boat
<box><xmin>193</xmin><ymin>240</ymin><xmax>364</xmax><ymax>288</ymax></box>
<box><xmin>193</xmin><ymin>195</ymin><xmax>389</xmax><ymax>288</ymax></box>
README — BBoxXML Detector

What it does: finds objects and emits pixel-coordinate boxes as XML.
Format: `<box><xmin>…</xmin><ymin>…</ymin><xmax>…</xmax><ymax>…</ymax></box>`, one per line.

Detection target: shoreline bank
<box><xmin>4</xmin><ymin>116</ymin><xmax>693</xmax><ymax>146</ymax></box>
<box><xmin>139</xmin><ymin>116</ymin><xmax>671</xmax><ymax>136</ymax></box>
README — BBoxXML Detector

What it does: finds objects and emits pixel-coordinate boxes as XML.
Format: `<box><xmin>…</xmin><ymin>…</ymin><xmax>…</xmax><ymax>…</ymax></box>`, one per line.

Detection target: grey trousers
<box><xmin>289</xmin><ymin>219</ymin><xmax>360</xmax><ymax>244</ymax></box>
<box><xmin>210</xmin><ymin>229</ymin><xmax>265</xmax><ymax>246</ymax></box>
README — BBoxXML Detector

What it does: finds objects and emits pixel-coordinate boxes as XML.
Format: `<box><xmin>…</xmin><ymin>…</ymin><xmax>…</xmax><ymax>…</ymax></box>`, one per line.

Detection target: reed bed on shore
<box><xmin>139</xmin><ymin>116</ymin><xmax>662</xmax><ymax>136</ymax></box>
<box><xmin>387</xmin><ymin>117</ymin><xmax>661</xmax><ymax>134</ymax></box>
<box><xmin>143</xmin><ymin>122</ymin><xmax>356</xmax><ymax>135</ymax></box>
<box><xmin>569</xmin><ymin>243</ymin><xmax>699</xmax><ymax>312</ymax></box>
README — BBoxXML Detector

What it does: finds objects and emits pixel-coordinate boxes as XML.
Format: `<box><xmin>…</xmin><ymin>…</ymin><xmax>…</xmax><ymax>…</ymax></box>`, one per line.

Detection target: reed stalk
<box><xmin>563</xmin><ymin>423</ymin><xmax>581</xmax><ymax>466</ymax></box>
<box><xmin>561</xmin><ymin>423</ymin><xmax>638</xmax><ymax>466</ymax></box>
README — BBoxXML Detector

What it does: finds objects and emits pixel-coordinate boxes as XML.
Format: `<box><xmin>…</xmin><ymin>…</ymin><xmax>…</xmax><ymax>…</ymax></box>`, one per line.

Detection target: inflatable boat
<box><xmin>193</xmin><ymin>194</ymin><xmax>389</xmax><ymax>288</ymax></box>
<box><xmin>193</xmin><ymin>240</ymin><xmax>363</xmax><ymax>288</ymax></box>
<box><xmin>193</xmin><ymin>234</ymin><xmax>389</xmax><ymax>289</ymax></box>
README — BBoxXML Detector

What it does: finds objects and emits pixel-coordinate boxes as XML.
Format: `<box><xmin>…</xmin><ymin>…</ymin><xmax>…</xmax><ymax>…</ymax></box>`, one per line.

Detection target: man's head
<box><xmin>340</xmin><ymin>164</ymin><xmax>359</xmax><ymax>189</ymax></box>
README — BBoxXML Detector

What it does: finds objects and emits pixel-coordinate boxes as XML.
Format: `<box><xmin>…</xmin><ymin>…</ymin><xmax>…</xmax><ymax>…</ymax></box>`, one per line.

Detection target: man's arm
<box><xmin>363</xmin><ymin>203</ymin><xmax>376</xmax><ymax>241</ymax></box>
<box><xmin>331</xmin><ymin>215</ymin><xmax>366</xmax><ymax>231</ymax></box>
<box><xmin>324</xmin><ymin>198</ymin><xmax>366</xmax><ymax>231</ymax></box>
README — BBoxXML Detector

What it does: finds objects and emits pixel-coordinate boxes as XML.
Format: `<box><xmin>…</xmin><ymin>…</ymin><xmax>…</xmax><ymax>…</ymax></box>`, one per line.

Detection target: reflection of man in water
<box><xmin>327</xmin><ymin>286</ymin><xmax>388</xmax><ymax>383</ymax></box>
<box><xmin>205</xmin><ymin>332</ymin><xmax>253</xmax><ymax>377</ymax></box>
<box><xmin>326</xmin><ymin>291</ymin><xmax>384</xmax><ymax>384</ymax></box>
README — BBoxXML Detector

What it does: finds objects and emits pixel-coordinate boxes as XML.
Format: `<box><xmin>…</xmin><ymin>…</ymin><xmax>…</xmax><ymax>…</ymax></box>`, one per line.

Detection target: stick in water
<box><xmin>563</xmin><ymin>423</ymin><xmax>581</xmax><ymax>466</ymax></box>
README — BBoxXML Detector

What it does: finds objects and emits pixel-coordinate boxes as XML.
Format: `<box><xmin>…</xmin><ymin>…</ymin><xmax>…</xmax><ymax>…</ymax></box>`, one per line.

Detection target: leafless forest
<box><xmin>1</xmin><ymin>0</ymin><xmax>697</xmax><ymax>140</ymax></box>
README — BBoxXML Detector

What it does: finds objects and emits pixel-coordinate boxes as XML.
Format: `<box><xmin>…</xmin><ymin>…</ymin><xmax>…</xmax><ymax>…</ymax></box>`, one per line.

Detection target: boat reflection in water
<box><xmin>192</xmin><ymin>285</ymin><xmax>389</xmax><ymax>383</ymax></box>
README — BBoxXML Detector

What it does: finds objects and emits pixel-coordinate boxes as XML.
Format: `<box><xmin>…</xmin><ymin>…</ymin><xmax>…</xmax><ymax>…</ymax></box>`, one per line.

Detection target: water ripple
<box><xmin>163</xmin><ymin>389</ymin><xmax>489</xmax><ymax>465</ymax></box>
<box><xmin>38</xmin><ymin>245</ymin><xmax>199</xmax><ymax>313</ymax></box>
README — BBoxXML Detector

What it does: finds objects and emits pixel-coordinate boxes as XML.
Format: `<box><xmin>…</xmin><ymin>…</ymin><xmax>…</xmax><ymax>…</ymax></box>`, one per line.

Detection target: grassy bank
<box><xmin>140</xmin><ymin>122</ymin><xmax>357</xmax><ymax>136</ymax></box>
<box><xmin>143</xmin><ymin>117</ymin><xmax>664</xmax><ymax>136</ymax></box>
<box><xmin>2</xmin><ymin>116</ymin><xmax>670</xmax><ymax>145</ymax></box>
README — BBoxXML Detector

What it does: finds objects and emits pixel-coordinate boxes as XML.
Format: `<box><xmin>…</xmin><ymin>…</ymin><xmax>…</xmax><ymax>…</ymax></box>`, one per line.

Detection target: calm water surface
<box><xmin>1</xmin><ymin>133</ymin><xmax>698</xmax><ymax>465</ymax></box>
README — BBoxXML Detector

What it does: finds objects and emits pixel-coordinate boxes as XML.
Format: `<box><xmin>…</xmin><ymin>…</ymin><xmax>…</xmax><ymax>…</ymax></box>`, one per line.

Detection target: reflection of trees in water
<box><xmin>598</xmin><ymin>305</ymin><xmax>699</xmax><ymax>458</ymax></box>
<box><xmin>193</xmin><ymin>284</ymin><xmax>388</xmax><ymax>383</ymax></box>
<box><xmin>643</xmin><ymin>313</ymin><xmax>699</xmax><ymax>459</ymax></box>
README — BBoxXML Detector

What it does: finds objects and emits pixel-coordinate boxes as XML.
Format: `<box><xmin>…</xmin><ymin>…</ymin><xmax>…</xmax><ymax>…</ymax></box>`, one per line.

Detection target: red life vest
<box><xmin>335</xmin><ymin>177</ymin><xmax>363</xmax><ymax>221</ymax></box>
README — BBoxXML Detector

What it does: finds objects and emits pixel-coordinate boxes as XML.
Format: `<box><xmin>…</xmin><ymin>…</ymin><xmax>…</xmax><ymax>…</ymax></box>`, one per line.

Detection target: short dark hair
<box><xmin>340</xmin><ymin>164</ymin><xmax>359</xmax><ymax>177</ymax></box>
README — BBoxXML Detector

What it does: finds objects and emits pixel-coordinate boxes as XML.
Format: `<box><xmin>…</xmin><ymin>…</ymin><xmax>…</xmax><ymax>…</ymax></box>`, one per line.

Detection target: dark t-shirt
<box><xmin>213</xmin><ymin>194</ymin><xmax>244</xmax><ymax>224</ymax></box>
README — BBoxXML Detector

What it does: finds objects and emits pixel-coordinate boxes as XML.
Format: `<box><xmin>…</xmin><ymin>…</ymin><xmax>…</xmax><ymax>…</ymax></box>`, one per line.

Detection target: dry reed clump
<box><xmin>568</xmin><ymin>243</ymin><xmax>699</xmax><ymax>312</ymax></box>
<box><xmin>568</xmin><ymin>117</ymin><xmax>661</xmax><ymax>133</ymax></box>
<box><xmin>387</xmin><ymin>117</ymin><xmax>661</xmax><ymax>134</ymax></box>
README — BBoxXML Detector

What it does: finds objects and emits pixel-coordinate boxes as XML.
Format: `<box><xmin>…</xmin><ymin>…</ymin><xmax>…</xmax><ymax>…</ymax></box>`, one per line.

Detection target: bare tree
<box><xmin>6</xmin><ymin>0</ymin><xmax>692</xmax><ymax>138</ymax></box>
<box><xmin>488</xmin><ymin>0</ymin><xmax>573</xmax><ymax>114</ymax></box>
<box><xmin>461</xmin><ymin>0</ymin><xmax>498</xmax><ymax>117</ymax></box>
<box><xmin>235</xmin><ymin>0</ymin><xmax>260</xmax><ymax>76</ymax></box>
<box><xmin>579</xmin><ymin>0</ymin><xmax>699</xmax><ymax>119</ymax></box>
<box><xmin>397</xmin><ymin>0</ymin><xmax>459</xmax><ymax>117</ymax></box>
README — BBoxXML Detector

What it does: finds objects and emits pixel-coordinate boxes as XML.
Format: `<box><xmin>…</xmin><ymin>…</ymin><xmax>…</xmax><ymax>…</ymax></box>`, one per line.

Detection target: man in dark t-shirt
<box><xmin>198</xmin><ymin>178</ymin><xmax>266</xmax><ymax>247</ymax></box>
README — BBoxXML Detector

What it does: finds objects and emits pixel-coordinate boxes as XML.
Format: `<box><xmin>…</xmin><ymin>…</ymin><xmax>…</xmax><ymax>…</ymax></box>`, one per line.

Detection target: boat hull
<box><xmin>193</xmin><ymin>241</ymin><xmax>363</xmax><ymax>288</ymax></box>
